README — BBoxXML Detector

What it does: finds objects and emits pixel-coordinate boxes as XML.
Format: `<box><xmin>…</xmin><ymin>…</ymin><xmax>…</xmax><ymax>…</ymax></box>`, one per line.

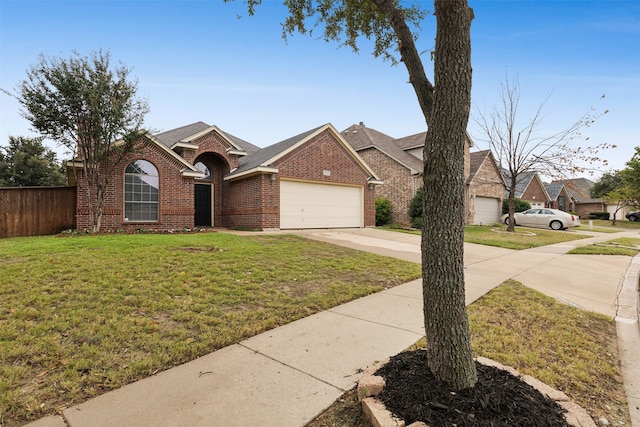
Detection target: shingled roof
<box><xmin>154</xmin><ymin>121</ymin><xmax>260</xmax><ymax>154</ymax></box>
<box><xmin>501</xmin><ymin>170</ymin><xmax>541</xmax><ymax>198</ymax></box>
<box><xmin>228</xmin><ymin>125</ymin><xmax>324</xmax><ymax>177</ymax></box>
<box><xmin>341</xmin><ymin>123</ymin><xmax>423</xmax><ymax>174</ymax></box>
<box><xmin>226</xmin><ymin>123</ymin><xmax>381</xmax><ymax>181</ymax></box>
<box><xmin>467</xmin><ymin>150</ymin><xmax>506</xmax><ymax>187</ymax></box>
<box><xmin>552</xmin><ymin>178</ymin><xmax>601</xmax><ymax>203</ymax></box>
<box><xmin>544</xmin><ymin>182</ymin><xmax>564</xmax><ymax>201</ymax></box>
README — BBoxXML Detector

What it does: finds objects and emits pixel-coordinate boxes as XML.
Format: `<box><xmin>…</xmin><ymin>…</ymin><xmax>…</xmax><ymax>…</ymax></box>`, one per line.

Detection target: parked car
<box><xmin>626</xmin><ymin>211</ymin><xmax>640</xmax><ymax>222</ymax></box>
<box><xmin>501</xmin><ymin>208</ymin><xmax>581</xmax><ymax>230</ymax></box>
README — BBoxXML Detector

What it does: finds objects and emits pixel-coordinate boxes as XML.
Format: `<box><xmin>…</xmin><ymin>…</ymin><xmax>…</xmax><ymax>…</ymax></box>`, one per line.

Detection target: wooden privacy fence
<box><xmin>0</xmin><ymin>186</ymin><xmax>76</xmax><ymax>238</ymax></box>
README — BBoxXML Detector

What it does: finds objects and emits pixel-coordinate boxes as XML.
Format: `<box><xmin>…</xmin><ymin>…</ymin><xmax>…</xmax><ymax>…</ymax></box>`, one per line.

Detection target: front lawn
<box><xmin>382</xmin><ymin>225</ymin><xmax>592</xmax><ymax>250</ymax></box>
<box><xmin>0</xmin><ymin>233</ymin><xmax>421</xmax><ymax>426</ymax></box>
<box><xmin>464</xmin><ymin>225</ymin><xmax>592</xmax><ymax>249</ymax></box>
<box><xmin>569</xmin><ymin>237</ymin><xmax>640</xmax><ymax>256</ymax></box>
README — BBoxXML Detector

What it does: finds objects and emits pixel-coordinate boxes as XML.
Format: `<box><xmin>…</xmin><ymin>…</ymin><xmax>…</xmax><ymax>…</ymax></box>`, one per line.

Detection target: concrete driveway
<box><xmin>293</xmin><ymin>227</ymin><xmax>634</xmax><ymax>317</ymax></box>
<box><xmin>294</xmin><ymin>227</ymin><xmax>640</xmax><ymax>426</ymax></box>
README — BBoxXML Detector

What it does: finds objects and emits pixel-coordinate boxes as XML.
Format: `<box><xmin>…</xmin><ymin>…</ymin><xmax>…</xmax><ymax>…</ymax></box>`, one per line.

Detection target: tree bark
<box><xmin>421</xmin><ymin>0</ymin><xmax>477</xmax><ymax>390</ymax></box>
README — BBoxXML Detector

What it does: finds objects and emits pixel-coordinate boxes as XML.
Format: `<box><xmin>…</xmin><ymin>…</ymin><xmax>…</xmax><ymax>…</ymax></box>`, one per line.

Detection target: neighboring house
<box><xmin>341</xmin><ymin>123</ymin><xmax>422</xmax><ymax>225</ymax></box>
<box><xmin>466</xmin><ymin>150</ymin><xmax>506</xmax><ymax>225</ymax></box>
<box><xmin>502</xmin><ymin>170</ymin><xmax>551</xmax><ymax>209</ymax></box>
<box><xmin>70</xmin><ymin>122</ymin><xmax>382</xmax><ymax>232</ymax></box>
<box><xmin>543</xmin><ymin>182</ymin><xmax>572</xmax><ymax>211</ymax></box>
<box><xmin>341</xmin><ymin>122</ymin><xmax>504</xmax><ymax>225</ymax></box>
<box><xmin>552</xmin><ymin>178</ymin><xmax>626</xmax><ymax>220</ymax></box>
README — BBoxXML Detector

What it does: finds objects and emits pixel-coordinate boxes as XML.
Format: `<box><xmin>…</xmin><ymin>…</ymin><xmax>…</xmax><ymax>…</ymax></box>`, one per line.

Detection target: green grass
<box><xmin>464</xmin><ymin>225</ymin><xmax>591</xmax><ymax>250</ymax></box>
<box><xmin>575</xmin><ymin>225</ymin><xmax>622</xmax><ymax>233</ymax></box>
<box><xmin>0</xmin><ymin>233</ymin><xmax>421</xmax><ymax>426</ymax></box>
<box><xmin>584</xmin><ymin>219</ymin><xmax>640</xmax><ymax>230</ymax></box>
<box><xmin>569</xmin><ymin>237</ymin><xmax>640</xmax><ymax>256</ymax></box>
<box><xmin>467</xmin><ymin>280</ymin><xmax>629</xmax><ymax>425</ymax></box>
<box><xmin>381</xmin><ymin>224</ymin><xmax>592</xmax><ymax>250</ymax></box>
<box><xmin>308</xmin><ymin>281</ymin><xmax>630</xmax><ymax>427</ymax></box>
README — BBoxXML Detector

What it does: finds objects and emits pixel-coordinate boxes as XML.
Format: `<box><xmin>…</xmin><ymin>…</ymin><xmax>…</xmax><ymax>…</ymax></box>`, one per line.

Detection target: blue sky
<box><xmin>1</xmin><ymin>0</ymin><xmax>639</xmax><ymax>177</ymax></box>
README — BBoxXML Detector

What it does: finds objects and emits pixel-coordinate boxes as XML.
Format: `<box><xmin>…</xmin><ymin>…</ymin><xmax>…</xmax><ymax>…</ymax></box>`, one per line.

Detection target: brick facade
<box><xmin>547</xmin><ymin>186</ymin><xmax>571</xmax><ymax>211</ymax></box>
<box><xmin>273</xmin><ymin>131</ymin><xmax>376</xmax><ymax>227</ymax></box>
<box><xmin>74</xmin><ymin>125</ymin><xmax>377</xmax><ymax>232</ymax></box>
<box><xmin>466</xmin><ymin>155</ymin><xmax>505</xmax><ymax>224</ymax></box>
<box><xmin>358</xmin><ymin>148</ymin><xmax>420</xmax><ymax>225</ymax></box>
<box><xmin>520</xmin><ymin>177</ymin><xmax>549</xmax><ymax>207</ymax></box>
<box><xmin>75</xmin><ymin>140</ymin><xmax>197</xmax><ymax>232</ymax></box>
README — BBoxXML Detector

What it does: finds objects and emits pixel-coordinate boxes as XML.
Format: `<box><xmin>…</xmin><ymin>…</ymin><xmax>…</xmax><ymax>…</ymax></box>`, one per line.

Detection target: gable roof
<box><xmin>154</xmin><ymin>121</ymin><xmax>260</xmax><ymax>154</ymax></box>
<box><xmin>106</xmin><ymin>131</ymin><xmax>205</xmax><ymax>178</ymax></box>
<box><xmin>341</xmin><ymin>123</ymin><xmax>423</xmax><ymax>174</ymax></box>
<box><xmin>551</xmin><ymin>178</ymin><xmax>602</xmax><ymax>204</ymax></box>
<box><xmin>394</xmin><ymin>132</ymin><xmax>427</xmax><ymax>151</ymax></box>
<box><xmin>501</xmin><ymin>169</ymin><xmax>551</xmax><ymax>201</ymax></box>
<box><xmin>395</xmin><ymin>131</ymin><xmax>475</xmax><ymax>151</ymax></box>
<box><xmin>544</xmin><ymin>182</ymin><xmax>564</xmax><ymax>202</ymax></box>
<box><xmin>226</xmin><ymin>123</ymin><xmax>381</xmax><ymax>181</ymax></box>
<box><xmin>467</xmin><ymin>150</ymin><xmax>506</xmax><ymax>187</ymax></box>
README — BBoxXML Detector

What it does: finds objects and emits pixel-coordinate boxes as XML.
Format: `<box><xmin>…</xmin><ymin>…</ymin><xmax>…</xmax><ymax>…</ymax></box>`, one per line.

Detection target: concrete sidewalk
<box><xmin>27</xmin><ymin>228</ymin><xmax>640</xmax><ymax>427</ymax></box>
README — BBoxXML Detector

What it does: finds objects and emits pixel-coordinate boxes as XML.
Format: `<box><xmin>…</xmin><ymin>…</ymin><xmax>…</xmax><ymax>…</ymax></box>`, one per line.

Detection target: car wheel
<box><xmin>550</xmin><ymin>220</ymin><xmax>563</xmax><ymax>230</ymax></box>
<box><xmin>504</xmin><ymin>217</ymin><xmax>516</xmax><ymax>226</ymax></box>
<box><xmin>629</xmin><ymin>215</ymin><xmax>638</xmax><ymax>222</ymax></box>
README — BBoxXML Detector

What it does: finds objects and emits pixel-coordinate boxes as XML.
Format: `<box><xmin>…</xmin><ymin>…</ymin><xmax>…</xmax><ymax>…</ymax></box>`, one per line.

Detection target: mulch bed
<box><xmin>375</xmin><ymin>349</ymin><xmax>571</xmax><ymax>427</ymax></box>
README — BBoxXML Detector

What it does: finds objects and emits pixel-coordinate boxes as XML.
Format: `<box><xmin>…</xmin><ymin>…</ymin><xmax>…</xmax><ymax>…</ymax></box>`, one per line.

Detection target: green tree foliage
<box><xmin>590</xmin><ymin>172</ymin><xmax>623</xmax><ymax>199</ymax></box>
<box><xmin>619</xmin><ymin>147</ymin><xmax>640</xmax><ymax>205</ymax></box>
<box><xmin>375</xmin><ymin>197</ymin><xmax>392</xmax><ymax>226</ymax></box>
<box><xmin>603</xmin><ymin>147</ymin><xmax>640</xmax><ymax>223</ymax></box>
<box><xmin>11</xmin><ymin>50</ymin><xmax>149</xmax><ymax>232</ymax></box>
<box><xmin>408</xmin><ymin>186</ymin><xmax>423</xmax><ymax>229</ymax></box>
<box><xmin>240</xmin><ymin>0</ymin><xmax>477</xmax><ymax>389</ymax></box>
<box><xmin>501</xmin><ymin>197</ymin><xmax>530</xmax><ymax>214</ymax></box>
<box><xmin>0</xmin><ymin>136</ymin><xmax>66</xmax><ymax>187</ymax></box>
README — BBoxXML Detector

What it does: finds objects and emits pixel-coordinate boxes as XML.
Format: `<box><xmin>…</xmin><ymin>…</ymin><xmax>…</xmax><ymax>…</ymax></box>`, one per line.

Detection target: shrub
<box><xmin>375</xmin><ymin>198</ymin><xmax>392</xmax><ymax>226</ymax></box>
<box><xmin>588</xmin><ymin>211</ymin><xmax>610</xmax><ymax>220</ymax></box>
<box><xmin>408</xmin><ymin>187</ymin><xmax>424</xmax><ymax>229</ymax></box>
<box><xmin>502</xmin><ymin>198</ymin><xmax>531</xmax><ymax>214</ymax></box>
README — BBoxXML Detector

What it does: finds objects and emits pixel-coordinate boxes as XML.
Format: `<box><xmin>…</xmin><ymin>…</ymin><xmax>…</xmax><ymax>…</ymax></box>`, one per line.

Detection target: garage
<box><xmin>473</xmin><ymin>197</ymin><xmax>501</xmax><ymax>225</ymax></box>
<box><xmin>280</xmin><ymin>180</ymin><xmax>363</xmax><ymax>229</ymax></box>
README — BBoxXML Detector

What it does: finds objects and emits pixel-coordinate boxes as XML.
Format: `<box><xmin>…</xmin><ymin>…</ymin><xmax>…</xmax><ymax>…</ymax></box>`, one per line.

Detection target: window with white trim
<box><xmin>124</xmin><ymin>160</ymin><xmax>159</xmax><ymax>222</ymax></box>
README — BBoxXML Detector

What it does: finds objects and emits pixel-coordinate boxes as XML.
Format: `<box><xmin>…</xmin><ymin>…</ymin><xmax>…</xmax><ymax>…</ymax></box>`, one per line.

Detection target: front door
<box><xmin>194</xmin><ymin>183</ymin><xmax>213</xmax><ymax>227</ymax></box>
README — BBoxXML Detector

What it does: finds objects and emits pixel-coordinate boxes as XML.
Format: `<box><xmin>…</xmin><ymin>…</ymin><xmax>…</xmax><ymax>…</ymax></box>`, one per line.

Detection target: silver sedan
<box><xmin>501</xmin><ymin>208</ymin><xmax>581</xmax><ymax>230</ymax></box>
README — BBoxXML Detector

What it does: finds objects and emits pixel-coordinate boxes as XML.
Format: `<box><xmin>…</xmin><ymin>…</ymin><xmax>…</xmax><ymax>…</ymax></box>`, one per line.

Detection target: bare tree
<box><xmin>236</xmin><ymin>0</ymin><xmax>477</xmax><ymax>389</ymax></box>
<box><xmin>475</xmin><ymin>75</ymin><xmax>611</xmax><ymax>231</ymax></box>
<box><xmin>10</xmin><ymin>50</ymin><xmax>149</xmax><ymax>232</ymax></box>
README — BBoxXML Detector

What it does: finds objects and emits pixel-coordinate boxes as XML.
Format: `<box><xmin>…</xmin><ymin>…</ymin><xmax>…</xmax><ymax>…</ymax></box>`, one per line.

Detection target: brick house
<box><xmin>502</xmin><ymin>170</ymin><xmax>551</xmax><ymax>209</ymax></box>
<box><xmin>551</xmin><ymin>178</ymin><xmax>628</xmax><ymax>220</ymax></box>
<box><xmin>341</xmin><ymin>123</ymin><xmax>504</xmax><ymax>225</ymax></box>
<box><xmin>466</xmin><ymin>150</ymin><xmax>506</xmax><ymax>224</ymax></box>
<box><xmin>543</xmin><ymin>182</ymin><xmax>572</xmax><ymax>211</ymax></box>
<box><xmin>71</xmin><ymin>122</ymin><xmax>382</xmax><ymax>232</ymax></box>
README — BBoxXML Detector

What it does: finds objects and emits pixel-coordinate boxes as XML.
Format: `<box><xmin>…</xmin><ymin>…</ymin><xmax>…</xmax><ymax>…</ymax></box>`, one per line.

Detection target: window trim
<box><xmin>123</xmin><ymin>159</ymin><xmax>160</xmax><ymax>223</ymax></box>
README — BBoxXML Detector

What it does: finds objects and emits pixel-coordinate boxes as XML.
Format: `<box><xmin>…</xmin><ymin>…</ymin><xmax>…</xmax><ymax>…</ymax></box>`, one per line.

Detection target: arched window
<box><xmin>194</xmin><ymin>161</ymin><xmax>211</xmax><ymax>181</ymax></box>
<box><xmin>124</xmin><ymin>160</ymin><xmax>159</xmax><ymax>222</ymax></box>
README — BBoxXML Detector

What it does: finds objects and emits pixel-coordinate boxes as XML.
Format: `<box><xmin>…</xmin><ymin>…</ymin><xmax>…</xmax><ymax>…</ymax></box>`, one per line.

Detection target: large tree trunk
<box><xmin>421</xmin><ymin>0</ymin><xmax>477</xmax><ymax>390</ymax></box>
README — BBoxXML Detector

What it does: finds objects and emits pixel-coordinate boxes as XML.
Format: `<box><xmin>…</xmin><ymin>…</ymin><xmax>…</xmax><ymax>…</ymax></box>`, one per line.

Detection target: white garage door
<box><xmin>280</xmin><ymin>180</ymin><xmax>363</xmax><ymax>229</ymax></box>
<box><xmin>473</xmin><ymin>197</ymin><xmax>501</xmax><ymax>225</ymax></box>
